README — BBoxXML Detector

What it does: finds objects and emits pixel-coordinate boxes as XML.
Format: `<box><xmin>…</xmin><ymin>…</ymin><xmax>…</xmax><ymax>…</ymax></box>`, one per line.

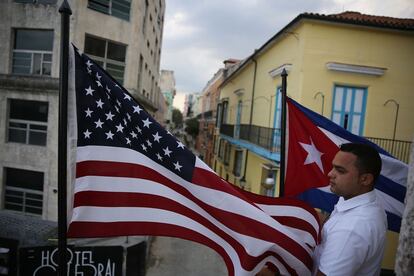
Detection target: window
<box><xmin>137</xmin><ymin>55</ymin><xmax>143</xmax><ymax>92</ymax></box>
<box><xmin>221</xmin><ymin>101</ymin><xmax>228</xmax><ymax>125</ymax></box>
<box><xmin>216</xmin><ymin>103</ymin><xmax>222</xmax><ymax>127</ymax></box>
<box><xmin>142</xmin><ymin>0</ymin><xmax>149</xmax><ymax>34</ymax></box>
<box><xmin>88</xmin><ymin>0</ymin><xmax>131</xmax><ymax>21</ymax></box>
<box><xmin>233</xmin><ymin>150</ymin><xmax>243</xmax><ymax>177</ymax></box>
<box><xmin>218</xmin><ymin>139</ymin><xmax>225</xmax><ymax>159</ymax></box>
<box><xmin>12</xmin><ymin>29</ymin><xmax>53</xmax><ymax>76</ymax></box>
<box><xmin>331</xmin><ymin>85</ymin><xmax>367</xmax><ymax>135</ymax></box>
<box><xmin>224</xmin><ymin>143</ymin><xmax>231</xmax><ymax>165</ymax></box>
<box><xmin>15</xmin><ymin>0</ymin><xmax>57</xmax><ymax>3</ymax></box>
<box><xmin>3</xmin><ymin>167</ymin><xmax>44</xmax><ymax>215</ymax></box>
<box><xmin>7</xmin><ymin>99</ymin><xmax>48</xmax><ymax>146</ymax></box>
<box><xmin>84</xmin><ymin>35</ymin><xmax>126</xmax><ymax>84</ymax></box>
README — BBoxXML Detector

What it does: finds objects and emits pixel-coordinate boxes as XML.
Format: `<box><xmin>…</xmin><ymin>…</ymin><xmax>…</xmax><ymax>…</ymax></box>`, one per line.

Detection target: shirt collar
<box><xmin>335</xmin><ymin>190</ymin><xmax>377</xmax><ymax>212</ymax></box>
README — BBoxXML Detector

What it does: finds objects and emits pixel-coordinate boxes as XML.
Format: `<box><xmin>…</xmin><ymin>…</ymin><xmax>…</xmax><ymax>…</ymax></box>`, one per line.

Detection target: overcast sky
<box><xmin>160</xmin><ymin>0</ymin><xmax>414</xmax><ymax>110</ymax></box>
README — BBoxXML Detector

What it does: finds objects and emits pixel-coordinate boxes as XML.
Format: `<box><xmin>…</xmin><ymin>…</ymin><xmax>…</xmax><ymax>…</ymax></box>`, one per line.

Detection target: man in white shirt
<box><xmin>257</xmin><ymin>143</ymin><xmax>387</xmax><ymax>276</ymax></box>
<box><xmin>313</xmin><ymin>143</ymin><xmax>387</xmax><ymax>276</ymax></box>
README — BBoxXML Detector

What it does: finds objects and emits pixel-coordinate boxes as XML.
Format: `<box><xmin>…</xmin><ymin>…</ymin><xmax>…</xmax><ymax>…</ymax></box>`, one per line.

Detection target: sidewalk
<box><xmin>146</xmin><ymin>236</ymin><xmax>227</xmax><ymax>276</ymax></box>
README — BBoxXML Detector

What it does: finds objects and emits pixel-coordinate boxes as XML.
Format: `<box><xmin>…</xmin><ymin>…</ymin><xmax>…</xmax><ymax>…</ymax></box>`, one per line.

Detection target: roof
<box><xmin>0</xmin><ymin>211</ymin><xmax>57</xmax><ymax>247</ymax></box>
<box><xmin>221</xmin><ymin>11</ymin><xmax>414</xmax><ymax>87</ymax></box>
<box><xmin>304</xmin><ymin>11</ymin><xmax>414</xmax><ymax>30</ymax></box>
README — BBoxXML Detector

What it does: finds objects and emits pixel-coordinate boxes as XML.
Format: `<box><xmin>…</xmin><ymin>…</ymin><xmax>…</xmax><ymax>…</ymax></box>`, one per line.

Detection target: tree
<box><xmin>185</xmin><ymin>117</ymin><xmax>199</xmax><ymax>138</ymax></box>
<box><xmin>172</xmin><ymin>108</ymin><xmax>183</xmax><ymax>128</ymax></box>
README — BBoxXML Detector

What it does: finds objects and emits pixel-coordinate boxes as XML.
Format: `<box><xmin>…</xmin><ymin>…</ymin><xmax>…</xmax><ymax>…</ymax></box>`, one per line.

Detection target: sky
<box><xmin>160</xmin><ymin>0</ymin><xmax>414</xmax><ymax>111</ymax></box>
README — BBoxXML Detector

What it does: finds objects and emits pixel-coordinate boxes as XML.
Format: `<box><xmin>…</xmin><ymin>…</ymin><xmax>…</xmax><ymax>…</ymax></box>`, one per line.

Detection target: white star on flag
<box><xmin>94</xmin><ymin>119</ymin><xmax>104</xmax><ymax>128</ymax></box>
<box><xmin>142</xmin><ymin>118</ymin><xmax>152</xmax><ymax>128</ymax></box>
<box><xmin>96</xmin><ymin>99</ymin><xmax>104</xmax><ymax>109</ymax></box>
<box><xmin>133</xmin><ymin>105</ymin><xmax>142</xmax><ymax>114</ymax></box>
<box><xmin>177</xmin><ymin>141</ymin><xmax>185</xmax><ymax>149</ymax></box>
<box><xmin>299</xmin><ymin>138</ymin><xmax>325</xmax><ymax>173</ymax></box>
<box><xmin>83</xmin><ymin>129</ymin><xmax>92</xmax><ymax>138</ymax></box>
<box><xmin>153</xmin><ymin>132</ymin><xmax>162</xmax><ymax>142</ymax></box>
<box><xmin>156</xmin><ymin>153</ymin><xmax>163</xmax><ymax>161</ymax></box>
<box><xmin>163</xmin><ymin>147</ymin><xmax>172</xmax><ymax>157</ymax></box>
<box><xmin>85</xmin><ymin>86</ymin><xmax>94</xmax><ymax>96</ymax></box>
<box><xmin>85</xmin><ymin>108</ymin><xmax>93</xmax><ymax>117</ymax></box>
<box><xmin>116</xmin><ymin>123</ymin><xmax>124</xmax><ymax>133</ymax></box>
<box><xmin>174</xmin><ymin>161</ymin><xmax>182</xmax><ymax>171</ymax></box>
<box><xmin>105</xmin><ymin>111</ymin><xmax>115</xmax><ymax>121</ymax></box>
<box><xmin>105</xmin><ymin>131</ymin><xmax>114</xmax><ymax>140</ymax></box>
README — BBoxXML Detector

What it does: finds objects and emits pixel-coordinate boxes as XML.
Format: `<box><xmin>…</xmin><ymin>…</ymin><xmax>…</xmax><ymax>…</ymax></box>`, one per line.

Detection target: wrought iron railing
<box><xmin>365</xmin><ymin>137</ymin><xmax>412</xmax><ymax>164</ymax></box>
<box><xmin>239</xmin><ymin>124</ymin><xmax>281</xmax><ymax>152</ymax></box>
<box><xmin>220</xmin><ymin>124</ymin><xmax>234</xmax><ymax>138</ymax></box>
<box><xmin>219</xmin><ymin>123</ymin><xmax>412</xmax><ymax>163</ymax></box>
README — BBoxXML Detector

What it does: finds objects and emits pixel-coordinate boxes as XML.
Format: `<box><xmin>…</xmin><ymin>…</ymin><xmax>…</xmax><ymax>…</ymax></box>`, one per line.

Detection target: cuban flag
<box><xmin>285</xmin><ymin>97</ymin><xmax>407</xmax><ymax>232</ymax></box>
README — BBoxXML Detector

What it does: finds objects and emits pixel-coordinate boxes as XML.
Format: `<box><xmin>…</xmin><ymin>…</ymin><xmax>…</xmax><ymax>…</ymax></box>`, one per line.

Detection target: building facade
<box><xmin>159</xmin><ymin>69</ymin><xmax>176</xmax><ymax>128</ymax></box>
<box><xmin>0</xmin><ymin>0</ymin><xmax>166</xmax><ymax>272</ymax></box>
<box><xmin>214</xmin><ymin>11</ymin><xmax>414</xmax><ymax>270</ymax></box>
<box><xmin>195</xmin><ymin>59</ymin><xmax>239</xmax><ymax>167</ymax></box>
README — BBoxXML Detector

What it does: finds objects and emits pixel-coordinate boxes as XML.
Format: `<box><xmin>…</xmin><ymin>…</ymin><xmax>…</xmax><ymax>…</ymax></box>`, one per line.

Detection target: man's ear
<box><xmin>360</xmin><ymin>173</ymin><xmax>374</xmax><ymax>187</ymax></box>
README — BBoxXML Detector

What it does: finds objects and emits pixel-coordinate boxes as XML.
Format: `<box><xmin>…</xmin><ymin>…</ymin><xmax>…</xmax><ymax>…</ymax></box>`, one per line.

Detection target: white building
<box><xmin>0</xmin><ymin>0</ymin><xmax>165</xmax><ymax>273</ymax></box>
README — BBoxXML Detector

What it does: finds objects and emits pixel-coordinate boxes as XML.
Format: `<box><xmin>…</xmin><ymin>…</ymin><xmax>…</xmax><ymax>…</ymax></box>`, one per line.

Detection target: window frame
<box><xmin>84</xmin><ymin>34</ymin><xmax>127</xmax><ymax>85</ymax></box>
<box><xmin>87</xmin><ymin>0</ymin><xmax>131</xmax><ymax>21</ymax></box>
<box><xmin>7</xmin><ymin>99</ymin><xmax>48</xmax><ymax>146</ymax></box>
<box><xmin>331</xmin><ymin>85</ymin><xmax>367</xmax><ymax>135</ymax></box>
<box><xmin>12</xmin><ymin>29</ymin><xmax>53</xmax><ymax>76</ymax></box>
<box><xmin>3</xmin><ymin>167</ymin><xmax>44</xmax><ymax>216</ymax></box>
<box><xmin>233</xmin><ymin>149</ymin><xmax>243</xmax><ymax>177</ymax></box>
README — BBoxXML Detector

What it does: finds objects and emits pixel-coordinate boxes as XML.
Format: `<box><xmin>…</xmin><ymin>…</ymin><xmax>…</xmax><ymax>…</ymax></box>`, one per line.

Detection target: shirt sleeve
<box><xmin>318</xmin><ymin>229</ymin><xmax>368</xmax><ymax>276</ymax></box>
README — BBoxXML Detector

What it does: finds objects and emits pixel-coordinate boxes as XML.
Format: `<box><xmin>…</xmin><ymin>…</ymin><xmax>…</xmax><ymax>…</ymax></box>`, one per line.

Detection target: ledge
<box><xmin>268</xmin><ymin>63</ymin><xmax>292</xmax><ymax>78</ymax></box>
<box><xmin>0</xmin><ymin>74</ymin><xmax>59</xmax><ymax>92</ymax></box>
<box><xmin>326</xmin><ymin>62</ymin><xmax>387</xmax><ymax>76</ymax></box>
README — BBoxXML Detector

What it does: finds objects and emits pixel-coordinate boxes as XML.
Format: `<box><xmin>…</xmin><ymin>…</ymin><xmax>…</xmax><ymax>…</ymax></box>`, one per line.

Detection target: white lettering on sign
<box><xmin>31</xmin><ymin>248</ymin><xmax>118</xmax><ymax>276</ymax></box>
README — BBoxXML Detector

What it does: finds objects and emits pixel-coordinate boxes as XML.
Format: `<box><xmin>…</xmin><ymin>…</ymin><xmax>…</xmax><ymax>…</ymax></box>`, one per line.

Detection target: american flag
<box><xmin>67</xmin><ymin>45</ymin><xmax>320</xmax><ymax>276</ymax></box>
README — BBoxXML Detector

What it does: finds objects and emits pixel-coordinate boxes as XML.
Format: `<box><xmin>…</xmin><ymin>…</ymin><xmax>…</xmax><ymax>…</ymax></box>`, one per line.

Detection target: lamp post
<box><xmin>313</xmin><ymin>92</ymin><xmax>325</xmax><ymax>115</ymax></box>
<box><xmin>384</xmin><ymin>99</ymin><xmax>400</xmax><ymax>153</ymax></box>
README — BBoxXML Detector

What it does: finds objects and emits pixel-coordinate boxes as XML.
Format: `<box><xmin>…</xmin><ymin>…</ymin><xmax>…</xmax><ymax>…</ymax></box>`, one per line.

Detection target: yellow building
<box><xmin>213</xmin><ymin>11</ymin><xmax>414</xmax><ymax>271</ymax></box>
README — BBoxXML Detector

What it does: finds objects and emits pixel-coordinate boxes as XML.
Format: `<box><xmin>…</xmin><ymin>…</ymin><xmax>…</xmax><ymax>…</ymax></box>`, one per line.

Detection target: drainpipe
<box><xmin>241</xmin><ymin>56</ymin><xmax>258</xmax><ymax>187</ymax></box>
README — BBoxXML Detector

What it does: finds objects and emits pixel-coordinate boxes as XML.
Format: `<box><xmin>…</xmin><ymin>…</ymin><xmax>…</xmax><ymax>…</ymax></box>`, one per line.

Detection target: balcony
<box><xmin>366</xmin><ymin>137</ymin><xmax>412</xmax><ymax>164</ymax></box>
<box><xmin>239</xmin><ymin>124</ymin><xmax>280</xmax><ymax>152</ymax></box>
<box><xmin>219</xmin><ymin>123</ymin><xmax>412</xmax><ymax>163</ymax></box>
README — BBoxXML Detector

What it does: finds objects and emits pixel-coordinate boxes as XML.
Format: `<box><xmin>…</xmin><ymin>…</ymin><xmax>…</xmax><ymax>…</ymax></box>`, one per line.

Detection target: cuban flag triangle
<box><xmin>285</xmin><ymin>97</ymin><xmax>407</xmax><ymax>232</ymax></box>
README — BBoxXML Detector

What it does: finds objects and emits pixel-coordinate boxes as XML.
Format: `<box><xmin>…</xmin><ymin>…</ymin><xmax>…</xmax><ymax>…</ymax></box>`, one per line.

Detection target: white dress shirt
<box><xmin>313</xmin><ymin>190</ymin><xmax>387</xmax><ymax>276</ymax></box>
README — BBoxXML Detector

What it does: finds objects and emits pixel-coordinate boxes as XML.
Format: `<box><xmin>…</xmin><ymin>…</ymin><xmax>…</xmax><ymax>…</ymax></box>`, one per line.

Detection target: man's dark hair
<box><xmin>339</xmin><ymin>143</ymin><xmax>382</xmax><ymax>184</ymax></box>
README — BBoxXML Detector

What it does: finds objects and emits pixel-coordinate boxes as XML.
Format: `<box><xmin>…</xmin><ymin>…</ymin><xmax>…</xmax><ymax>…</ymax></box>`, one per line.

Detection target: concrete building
<box><xmin>0</xmin><ymin>0</ymin><xmax>165</xmax><ymax>273</ymax></box>
<box><xmin>214</xmin><ymin>11</ymin><xmax>414</xmax><ymax>272</ymax></box>
<box><xmin>159</xmin><ymin>70</ymin><xmax>176</xmax><ymax>128</ymax></box>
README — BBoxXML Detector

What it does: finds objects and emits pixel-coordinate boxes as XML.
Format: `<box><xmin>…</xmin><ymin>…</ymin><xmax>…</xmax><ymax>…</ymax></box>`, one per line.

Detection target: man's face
<box><xmin>327</xmin><ymin>151</ymin><xmax>365</xmax><ymax>200</ymax></box>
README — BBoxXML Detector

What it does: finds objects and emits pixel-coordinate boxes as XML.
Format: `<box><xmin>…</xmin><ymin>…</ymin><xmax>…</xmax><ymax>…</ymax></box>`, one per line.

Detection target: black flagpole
<box><xmin>279</xmin><ymin>69</ymin><xmax>287</xmax><ymax>197</ymax></box>
<box><xmin>58</xmin><ymin>1</ymin><xmax>72</xmax><ymax>275</ymax></box>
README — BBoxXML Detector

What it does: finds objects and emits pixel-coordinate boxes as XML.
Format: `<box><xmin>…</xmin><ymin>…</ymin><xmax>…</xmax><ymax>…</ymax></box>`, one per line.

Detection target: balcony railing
<box><xmin>365</xmin><ymin>137</ymin><xmax>412</xmax><ymax>164</ymax></box>
<box><xmin>219</xmin><ymin>123</ymin><xmax>412</xmax><ymax>163</ymax></box>
<box><xmin>239</xmin><ymin>124</ymin><xmax>280</xmax><ymax>152</ymax></box>
<box><xmin>220</xmin><ymin>124</ymin><xmax>234</xmax><ymax>138</ymax></box>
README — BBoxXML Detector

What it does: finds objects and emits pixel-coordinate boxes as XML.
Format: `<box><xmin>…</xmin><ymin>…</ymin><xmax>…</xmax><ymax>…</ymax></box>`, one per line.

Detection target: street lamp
<box><xmin>384</xmin><ymin>99</ymin><xmax>400</xmax><ymax>153</ymax></box>
<box><xmin>313</xmin><ymin>92</ymin><xmax>325</xmax><ymax>115</ymax></box>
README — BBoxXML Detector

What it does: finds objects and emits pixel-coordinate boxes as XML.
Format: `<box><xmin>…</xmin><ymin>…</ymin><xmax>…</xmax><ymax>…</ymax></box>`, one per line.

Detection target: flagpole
<box><xmin>279</xmin><ymin>69</ymin><xmax>287</xmax><ymax>197</ymax></box>
<box><xmin>58</xmin><ymin>1</ymin><xmax>72</xmax><ymax>275</ymax></box>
